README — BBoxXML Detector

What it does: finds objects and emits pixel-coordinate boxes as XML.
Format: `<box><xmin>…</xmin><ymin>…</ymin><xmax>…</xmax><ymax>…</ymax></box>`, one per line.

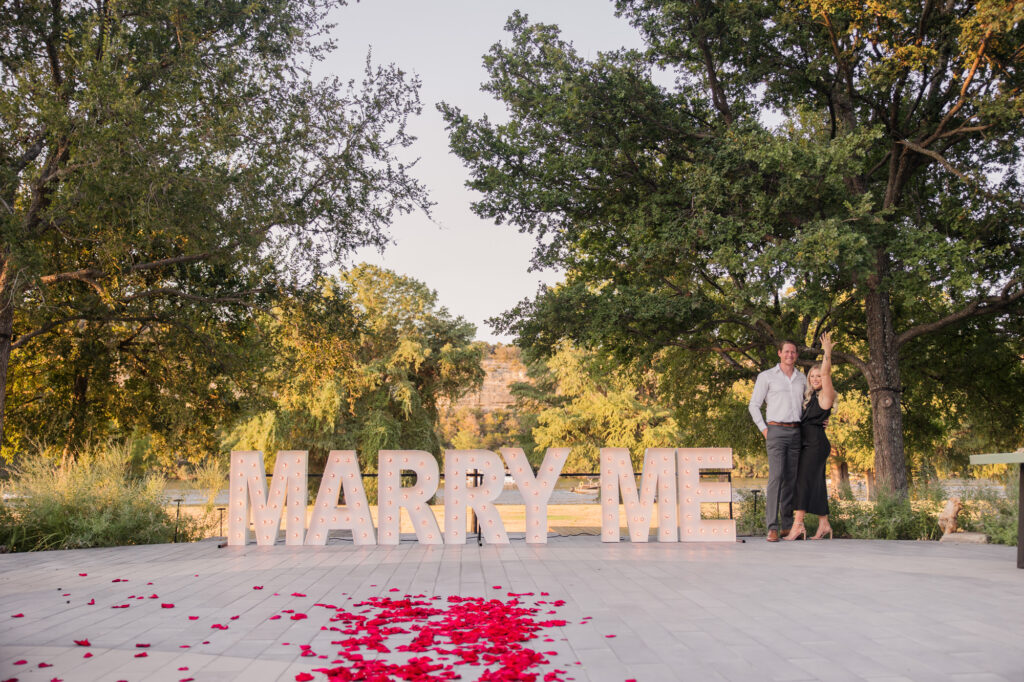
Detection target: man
<box><xmin>748</xmin><ymin>340</ymin><xmax>806</xmax><ymax>542</ymax></box>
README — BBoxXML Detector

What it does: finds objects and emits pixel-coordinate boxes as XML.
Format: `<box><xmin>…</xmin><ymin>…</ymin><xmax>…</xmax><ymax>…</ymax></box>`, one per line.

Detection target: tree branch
<box><xmin>38</xmin><ymin>252</ymin><xmax>214</xmax><ymax>287</ymax></box>
<box><xmin>896</xmin><ymin>279</ymin><xmax>1024</xmax><ymax>348</ymax></box>
<box><xmin>897</xmin><ymin>139</ymin><xmax>972</xmax><ymax>185</ymax></box>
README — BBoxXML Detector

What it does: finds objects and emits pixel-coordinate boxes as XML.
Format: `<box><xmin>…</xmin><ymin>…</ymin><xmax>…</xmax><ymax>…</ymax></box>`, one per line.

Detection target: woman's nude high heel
<box><xmin>809</xmin><ymin>526</ymin><xmax>832</xmax><ymax>540</ymax></box>
<box><xmin>783</xmin><ymin>523</ymin><xmax>806</xmax><ymax>541</ymax></box>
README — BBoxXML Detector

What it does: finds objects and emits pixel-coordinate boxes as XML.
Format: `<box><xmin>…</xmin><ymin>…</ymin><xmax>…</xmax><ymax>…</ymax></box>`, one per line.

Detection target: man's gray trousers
<box><xmin>765</xmin><ymin>424</ymin><xmax>801</xmax><ymax>531</ymax></box>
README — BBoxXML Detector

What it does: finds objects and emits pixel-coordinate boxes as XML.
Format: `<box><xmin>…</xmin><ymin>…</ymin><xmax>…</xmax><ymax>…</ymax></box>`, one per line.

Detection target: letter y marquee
<box><xmin>228</xmin><ymin>451</ymin><xmax>308</xmax><ymax>546</ymax></box>
<box><xmin>502</xmin><ymin>447</ymin><xmax>570</xmax><ymax>543</ymax></box>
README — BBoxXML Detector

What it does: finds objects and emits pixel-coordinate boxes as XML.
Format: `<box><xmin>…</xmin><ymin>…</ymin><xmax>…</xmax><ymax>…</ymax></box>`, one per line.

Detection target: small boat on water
<box><xmin>572</xmin><ymin>479</ymin><xmax>600</xmax><ymax>494</ymax></box>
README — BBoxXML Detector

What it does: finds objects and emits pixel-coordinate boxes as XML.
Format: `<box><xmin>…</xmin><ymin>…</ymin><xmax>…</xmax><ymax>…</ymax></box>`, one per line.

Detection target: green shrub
<box><xmin>734</xmin><ymin>488</ymin><xmax>767</xmax><ymax>536</ymax></box>
<box><xmin>826</xmin><ymin>492</ymin><xmax>942</xmax><ymax>540</ymax></box>
<box><xmin>0</xmin><ymin>445</ymin><xmax>206</xmax><ymax>552</ymax></box>
<box><xmin>961</xmin><ymin>469</ymin><xmax>1019</xmax><ymax>546</ymax></box>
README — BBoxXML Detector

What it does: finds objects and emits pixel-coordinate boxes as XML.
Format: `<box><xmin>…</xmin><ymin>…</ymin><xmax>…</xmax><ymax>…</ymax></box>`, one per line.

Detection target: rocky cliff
<box><xmin>453</xmin><ymin>344</ymin><xmax>528</xmax><ymax>412</ymax></box>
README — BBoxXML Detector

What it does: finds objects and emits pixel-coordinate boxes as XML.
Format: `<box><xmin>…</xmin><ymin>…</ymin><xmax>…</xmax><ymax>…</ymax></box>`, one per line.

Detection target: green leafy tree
<box><xmin>442</xmin><ymin>3</ymin><xmax>1024</xmax><ymax>495</ymax></box>
<box><xmin>224</xmin><ymin>265</ymin><xmax>485</xmax><ymax>478</ymax></box>
<box><xmin>511</xmin><ymin>343</ymin><xmax>681</xmax><ymax>472</ymax></box>
<box><xmin>0</xmin><ymin>1</ymin><xmax>428</xmax><ymax>457</ymax></box>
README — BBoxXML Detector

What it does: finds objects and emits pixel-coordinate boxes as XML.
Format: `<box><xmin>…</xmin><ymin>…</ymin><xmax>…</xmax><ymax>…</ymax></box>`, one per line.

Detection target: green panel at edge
<box><xmin>969</xmin><ymin>452</ymin><xmax>1024</xmax><ymax>465</ymax></box>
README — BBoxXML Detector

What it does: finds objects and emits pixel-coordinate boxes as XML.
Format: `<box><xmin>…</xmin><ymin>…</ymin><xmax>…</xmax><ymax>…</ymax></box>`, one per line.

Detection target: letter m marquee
<box><xmin>228</xmin><ymin>450</ymin><xmax>308</xmax><ymax>546</ymax></box>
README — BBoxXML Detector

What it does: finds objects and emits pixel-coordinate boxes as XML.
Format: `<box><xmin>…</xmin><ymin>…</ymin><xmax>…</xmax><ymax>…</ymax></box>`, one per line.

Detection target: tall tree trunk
<box><xmin>63</xmin><ymin>368</ymin><xmax>89</xmax><ymax>461</ymax></box>
<box><xmin>865</xmin><ymin>283</ymin><xmax>909</xmax><ymax>496</ymax></box>
<box><xmin>0</xmin><ymin>292</ymin><xmax>12</xmax><ymax>456</ymax></box>
<box><xmin>829</xmin><ymin>457</ymin><xmax>849</xmax><ymax>499</ymax></box>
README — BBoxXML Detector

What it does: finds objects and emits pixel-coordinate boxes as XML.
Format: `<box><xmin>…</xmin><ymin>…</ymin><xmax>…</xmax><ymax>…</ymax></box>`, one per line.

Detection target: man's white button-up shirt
<box><xmin>748</xmin><ymin>364</ymin><xmax>807</xmax><ymax>432</ymax></box>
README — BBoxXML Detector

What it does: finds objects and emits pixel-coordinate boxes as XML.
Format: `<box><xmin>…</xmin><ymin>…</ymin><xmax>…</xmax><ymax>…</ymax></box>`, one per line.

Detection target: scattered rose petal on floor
<box><xmin>134</xmin><ymin>652</ymin><xmax>147</xmax><ymax>658</ymax></box>
<box><xmin>74</xmin><ymin>639</ymin><xmax>90</xmax><ymax>646</ymax></box>
<box><xmin>269</xmin><ymin>615</ymin><xmax>281</xmax><ymax>620</ymax></box>
<box><xmin>291</xmin><ymin>592</ymin><xmax>306</xmax><ymax>597</ymax></box>
<box><xmin>78</xmin><ymin>573</ymin><xmax>87</xmax><ymax>576</ymax></box>
<box><xmin>13</xmin><ymin>660</ymin><xmax>26</xmax><ymax>666</ymax></box>
<box><xmin>290</xmin><ymin>613</ymin><xmax>308</xmax><ymax>620</ymax></box>
<box><xmin>83</xmin><ymin>653</ymin><xmax>93</xmax><ymax>659</ymax></box>
<box><xmin>253</xmin><ymin>586</ymin><xmax>263</xmax><ymax>590</ymax></box>
<box><xmin>111</xmin><ymin>579</ymin><xmax>126</xmax><ymax>583</ymax></box>
<box><xmin>188</xmin><ymin>616</ymin><xmax>199</xmax><ymax>620</ymax></box>
<box><xmin>38</xmin><ymin>663</ymin><xmax>52</xmax><ymax>668</ymax></box>
<box><xmin>111</xmin><ymin>604</ymin><xmax>129</xmax><ymax>609</ymax></box>
<box><xmin>230</xmin><ymin>615</ymin><xmax>239</xmax><ymax>620</ymax></box>
<box><xmin>179</xmin><ymin>645</ymin><xmax>190</xmax><ymax>649</ymax></box>
<box><xmin>161</xmin><ymin>603</ymin><xmax>175</xmax><ymax>609</ymax></box>
<box><xmin>178</xmin><ymin>667</ymin><xmax>188</xmax><ymax>671</ymax></box>
<box><xmin>135</xmin><ymin>643</ymin><xmax>150</xmax><ymax>648</ymax></box>
<box><xmin>148</xmin><ymin>594</ymin><xmax>158</xmax><ymax>599</ymax></box>
<box><xmin>604</xmin><ymin>634</ymin><xmax>616</xmax><ymax>638</ymax></box>
<box><xmin>295</xmin><ymin>674</ymin><xmax>314</xmax><ymax>681</ymax></box>
<box><xmin>11</xmin><ymin>614</ymin><xmax>23</xmax><ymax>618</ymax></box>
<box><xmin>211</xmin><ymin>624</ymin><xmax>228</xmax><ymax>630</ymax></box>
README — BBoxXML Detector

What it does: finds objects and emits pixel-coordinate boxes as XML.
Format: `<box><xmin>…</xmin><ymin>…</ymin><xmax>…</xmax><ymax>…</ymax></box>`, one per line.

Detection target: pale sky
<box><xmin>321</xmin><ymin>1</ymin><xmax>648</xmax><ymax>342</ymax></box>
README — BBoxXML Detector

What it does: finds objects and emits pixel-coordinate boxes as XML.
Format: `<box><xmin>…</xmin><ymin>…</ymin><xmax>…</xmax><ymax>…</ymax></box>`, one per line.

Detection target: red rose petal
<box><xmin>290</xmin><ymin>592</ymin><xmax>306</xmax><ymax>597</ymax></box>
<box><xmin>38</xmin><ymin>663</ymin><xmax>52</xmax><ymax>668</ymax></box>
<box><xmin>74</xmin><ymin>639</ymin><xmax>90</xmax><ymax>646</ymax></box>
<box><xmin>229</xmin><ymin>615</ymin><xmax>239</xmax><ymax>620</ymax></box>
<box><xmin>13</xmin><ymin>660</ymin><xmax>26</xmax><ymax>665</ymax></box>
<box><xmin>11</xmin><ymin>613</ymin><xmax>24</xmax><ymax>618</ymax></box>
<box><xmin>605</xmin><ymin>634</ymin><xmax>616</xmax><ymax>638</ymax></box>
<box><xmin>134</xmin><ymin>652</ymin><xmax>147</xmax><ymax>658</ymax></box>
<box><xmin>178</xmin><ymin>667</ymin><xmax>189</xmax><ymax>671</ymax></box>
<box><xmin>188</xmin><ymin>616</ymin><xmax>199</xmax><ymax>620</ymax></box>
<box><xmin>253</xmin><ymin>586</ymin><xmax>263</xmax><ymax>590</ymax></box>
<box><xmin>295</xmin><ymin>674</ymin><xmax>314</xmax><ymax>681</ymax></box>
<box><xmin>135</xmin><ymin>643</ymin><xmax>150</xmax><ymax>648</ymax></box>
<box><xmin>78</xmin><ymin>573</ymin><xmax>87</xmax><ymax>576</ymax></box>
<box><xmin>211</xmin><ymin>623</ymin><xmax>228</xmax><ymax>630</ymax></box>
<box><xmin>83</xmin><ymin>652</ymin><xmax>94</xmax><ymax>659</ymax></box>
<box><xmin>161</xmin><ymin>603</ymin><xmax>175</xmax><ymax>609</ymax></box>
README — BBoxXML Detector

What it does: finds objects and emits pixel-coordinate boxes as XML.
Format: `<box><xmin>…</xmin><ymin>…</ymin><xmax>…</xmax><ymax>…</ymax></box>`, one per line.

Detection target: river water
<box><xmin>163</xmin><ymin>475</ymin><xmax>1009</xmax><ymax>507</ymax></box>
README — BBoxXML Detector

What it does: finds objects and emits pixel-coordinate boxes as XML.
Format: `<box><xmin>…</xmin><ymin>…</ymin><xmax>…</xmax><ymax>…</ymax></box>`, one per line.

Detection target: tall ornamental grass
<box><xmin>0</xmin><ymin>445</ymin><xmax>205</xmax><ymax>552</ymax></box>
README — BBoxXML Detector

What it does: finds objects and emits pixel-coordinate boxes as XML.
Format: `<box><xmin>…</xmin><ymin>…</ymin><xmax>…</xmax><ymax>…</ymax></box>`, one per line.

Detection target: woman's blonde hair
<box><xmin>803</xmin><ymin>364</ymin><xmax>822</xmax><ymax>409</ymax></box>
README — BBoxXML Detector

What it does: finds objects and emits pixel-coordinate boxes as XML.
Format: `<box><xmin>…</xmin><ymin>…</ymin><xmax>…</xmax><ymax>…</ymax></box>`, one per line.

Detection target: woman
<box><xmin>784</xmin><ymin>332</ymin><xmax>837</xmax><ymax>541</ymax></box>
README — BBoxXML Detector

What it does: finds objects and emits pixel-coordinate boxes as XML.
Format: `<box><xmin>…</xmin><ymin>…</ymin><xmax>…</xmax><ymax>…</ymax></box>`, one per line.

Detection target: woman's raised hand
<box><xmin>820</xmin><ymin>331</ymin><xmax>834</xmax><ymax>357</ymax></box>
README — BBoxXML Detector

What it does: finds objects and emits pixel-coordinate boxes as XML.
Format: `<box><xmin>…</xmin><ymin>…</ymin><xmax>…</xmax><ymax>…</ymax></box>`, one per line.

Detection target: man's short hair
<box><xmin>777</xmin><ymin>339</ymin><xmax>798</xmax><ymax>352</ymax></box>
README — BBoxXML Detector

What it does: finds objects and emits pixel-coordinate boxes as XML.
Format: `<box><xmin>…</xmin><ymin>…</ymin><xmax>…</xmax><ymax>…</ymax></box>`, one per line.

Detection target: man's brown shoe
<box><xmin>766</xmin><ymin>529</ymin><xmax>780</xmax><ymax>542</ymax></box>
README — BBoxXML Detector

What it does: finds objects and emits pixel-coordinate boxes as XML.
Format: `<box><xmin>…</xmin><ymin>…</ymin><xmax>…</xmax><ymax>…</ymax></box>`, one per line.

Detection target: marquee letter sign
<box><xmin>378</xmin><ymin>450</ymin><xmax>442</xmax><ymax>545</ymax></box>
<box><xmin>306</xmin><ymin>450</ymin><xmax>375</xmax><ymax>546</ymax></box>
<box><xmin>227</xmin><ymin>446</ymin><xmax>735</xmax><ymax>546</ymax></box>
<box><xmin>229</xmin><ymin>450</ymin><xmax>308</xmax><ymax>546</ymax></box>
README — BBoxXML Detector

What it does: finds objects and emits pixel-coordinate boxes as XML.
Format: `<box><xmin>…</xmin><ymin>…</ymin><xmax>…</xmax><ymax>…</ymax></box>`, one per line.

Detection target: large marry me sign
<box><xmin>228</xmin><ymin>446</ymin><xmax>735</xmax><ymax>546</ymax></box>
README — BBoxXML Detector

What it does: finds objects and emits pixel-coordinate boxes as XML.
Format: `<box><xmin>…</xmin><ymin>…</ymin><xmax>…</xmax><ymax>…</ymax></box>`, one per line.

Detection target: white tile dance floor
<box><xmin>1</xmin><ymin>535</ymin><xmax>1022</xmax><ymax>681</ymax></box>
